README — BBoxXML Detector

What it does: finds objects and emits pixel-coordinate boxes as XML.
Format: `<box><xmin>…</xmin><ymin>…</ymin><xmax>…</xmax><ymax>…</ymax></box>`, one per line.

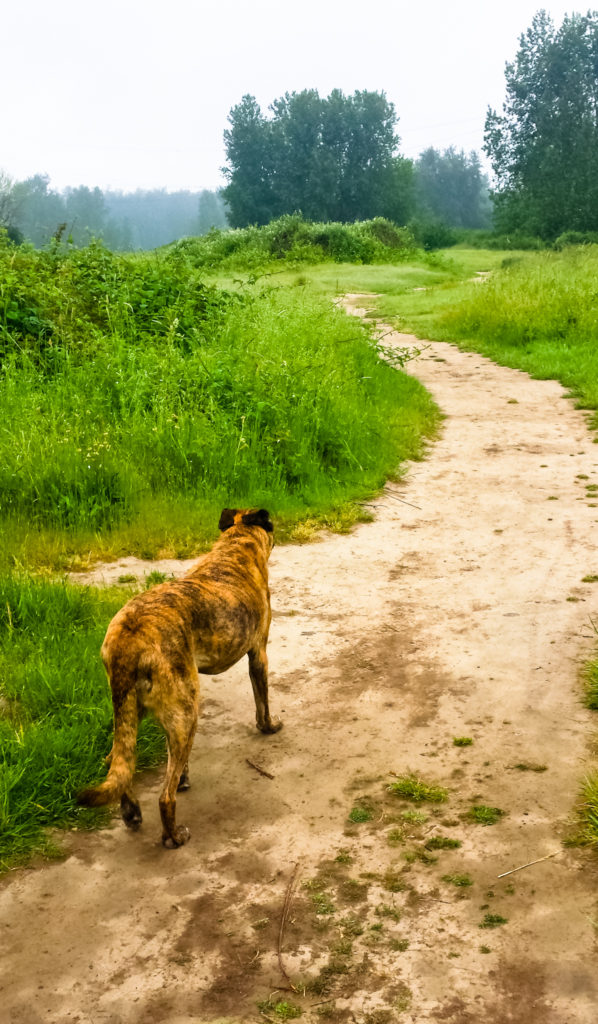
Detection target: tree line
<box><xmin>0</xmin><ymin>176</ymin><xmax>228</xmax><ymax>250</ymax></box>
<box><xmin>222</xmin><ymin>89</ymin><xmax>490</xmax><ymax>233</ymax></box>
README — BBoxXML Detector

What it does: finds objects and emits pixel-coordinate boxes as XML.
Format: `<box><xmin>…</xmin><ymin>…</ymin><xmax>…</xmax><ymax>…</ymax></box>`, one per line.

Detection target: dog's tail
<box><xmin>77</xmin><ymin>679</ymin><xmax>139</xmax><ymax>808</ymax></box>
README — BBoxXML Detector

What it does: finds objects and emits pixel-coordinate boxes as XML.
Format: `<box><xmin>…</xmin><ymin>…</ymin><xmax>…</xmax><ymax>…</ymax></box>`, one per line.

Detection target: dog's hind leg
<box><xmin>155</xmin><ymin>684</ymin><xmax>199</xmax><ymax>848</ymax></box>
<box><xmin>177</xmin><ymin>763</ymin><xmax>191</xmax><ymax>791</ymax></box>
<box><xmin>248</xmin><ymin>646</ymin><xmax>282</xmax><ymax>734</ymax></box>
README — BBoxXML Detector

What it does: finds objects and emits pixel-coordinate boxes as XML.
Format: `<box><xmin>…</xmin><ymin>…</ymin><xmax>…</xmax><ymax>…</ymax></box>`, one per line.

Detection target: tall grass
<box><xmin>0</xmin><ymin>575</ymin><xmax>165</xmax><ymax>869</ymax></box>
<box><xmin>0</xmin><ymin>237</ymin><xmax>439</xmax><ymax>570</ymax></box>
<box><xmin>436</xmin><ymin>246</ymin><xmax>598</xmax><ymax>422</ymax></box>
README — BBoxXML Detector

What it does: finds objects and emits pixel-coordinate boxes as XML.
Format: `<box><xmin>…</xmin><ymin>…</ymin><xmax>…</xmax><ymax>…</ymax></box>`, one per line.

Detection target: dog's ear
<box><xmin>241</xmin><ymin>508</ymin><xmax>273</xmax><ymax>533</ymax></box>
<box><xmin>218</xmin><ymin>508</ymin><xmax>238</xmax><ymax>531</ymax></box>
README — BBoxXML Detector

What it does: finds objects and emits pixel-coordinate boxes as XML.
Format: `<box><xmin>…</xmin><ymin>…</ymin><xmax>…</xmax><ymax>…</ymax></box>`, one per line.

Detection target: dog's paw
<box><xmin>162</xmin><ymin>825</ymin><xmax>191</xmax><ymax>849</ymax></box>
<box><xmin>121</xmin><ymin>794</ymin><xmax>142</xmax><ymax>829</ymax></box>
<box><xmin>259</xmin><ymin>717</ymin><xmax>283</xmax><ymax>734</ymax></box>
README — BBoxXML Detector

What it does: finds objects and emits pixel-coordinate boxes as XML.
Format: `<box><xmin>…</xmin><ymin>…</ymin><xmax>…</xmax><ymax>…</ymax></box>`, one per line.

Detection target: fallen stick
<box><xmin>278</xmin><ymin>863</ymin><xmax>300</xmax><ymax>990</ymax></box>
<box><xmin>384</xmin><ymin>491</ymin><xmax>422</xmax><ymax>511</ymax></box>
<box><xmin>497</xmin><ymin>850</ymin><xmax>561</xmax><ymax>879</ymax></box>
<box><xmin>246</xmin><ymin>759</ymin><xmax>274</xmax><ymax>780</ymax></box>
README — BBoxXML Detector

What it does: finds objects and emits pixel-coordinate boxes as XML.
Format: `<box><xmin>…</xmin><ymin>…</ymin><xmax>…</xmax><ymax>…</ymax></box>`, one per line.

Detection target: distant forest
<box><xmin>0</xmin><ymin>177</ymin><xmax>228</xmax><ymax>250</ymax></box>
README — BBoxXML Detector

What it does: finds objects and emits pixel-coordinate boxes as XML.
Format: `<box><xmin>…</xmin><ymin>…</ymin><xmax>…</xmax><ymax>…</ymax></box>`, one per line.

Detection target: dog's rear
<box><xmin>78</xmin><ymin>508</ymin><xmax>281</xmax><ymax>847</ymax></box>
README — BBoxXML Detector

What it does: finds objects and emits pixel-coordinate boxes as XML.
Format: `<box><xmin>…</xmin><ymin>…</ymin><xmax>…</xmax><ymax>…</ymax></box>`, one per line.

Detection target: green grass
<box><xmin>0</xmin><ymin>574</ymin><xmax>165</xmax><ymax>870</ymax></box>
<box><xmin>387</xmin><ymin>775</ymin><xmax>448</xmax><ymax>803</ymax></box>
<box><xmin>479</xmin><ymin>913</ymin><xmax>508</xmax><ymax>929</ymax></box>
<box><xmin>0</xmin><ymin>238</ymin><xmax>440</xmax><ymax>572</ymax></box>
<box><xmin>442</xmin><ymin>873</ymin><xmax>473</xmax><ymax>888</ymax></box>
<box><xmin>466</xmin><ymin>805</ymin><xmax>505</xmax><ymax>826</ymax></box>
<box><xmin>373</xmin><ymin>245</ymin><xmax>598</xmax><ymax>432</ymax></box>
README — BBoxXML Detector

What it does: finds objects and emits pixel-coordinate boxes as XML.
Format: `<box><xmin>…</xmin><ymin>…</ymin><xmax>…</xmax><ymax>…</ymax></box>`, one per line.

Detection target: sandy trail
<box><xmin>2</xmin><ymin>301</ymin><xmax>598</xmax><ymax>1023</ymax></box>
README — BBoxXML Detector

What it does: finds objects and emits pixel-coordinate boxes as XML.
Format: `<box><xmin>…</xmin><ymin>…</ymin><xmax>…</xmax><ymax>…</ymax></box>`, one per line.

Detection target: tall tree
<box><xmin>415</xmin><ymin>147</ymin><xmax>491</xmax><ymax>228</ymax></box>
<box><xmin>223</xmin><ymin>89</ymin><xmax>414</xmax><ymax>226</ymax></box>
<box><xmin>485</xmin><ymin>10</ymin><xmax>598</xmax><ymax>238</ymax></box>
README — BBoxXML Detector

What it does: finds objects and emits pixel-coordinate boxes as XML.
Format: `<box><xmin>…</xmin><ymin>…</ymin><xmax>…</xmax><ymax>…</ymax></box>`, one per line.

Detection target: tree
<box><xmin>222</xmin><ymin>89</ymin><xmax>414</xmax><ymax>226</ymax></box>
<box><xmin>11</xmin><ymin>175</ymin><xmax>66</xmax><ymax>246</ymax></box>
<box><xmin>197</xmin><ymin>189</ymin><xmax>228</xmax><ymax>234</ymax></box>
<box><xmin>485</xmin><ymin>10</ymin><xmax>598</xmax><ymax>238</ymax></box>
<box><xmin>414</xmin><ymin>147</ymin><xmax>491</xmax><ymax>228</ymax></box>
<box><xmin>64</xmin><ymin>186</ymin><xmax>108</xmax><ymax>245</ymax></box>
<box><xmin>222</xmin><ymin>95</ymin><xmax>277</xmax><ymax>227</ymax></box>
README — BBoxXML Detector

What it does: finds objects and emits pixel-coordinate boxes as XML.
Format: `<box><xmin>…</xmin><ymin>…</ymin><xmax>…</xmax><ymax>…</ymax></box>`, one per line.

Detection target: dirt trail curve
<box><xmin>2</xmin><ymin>298</ymin><xmax>598</xmax><ymax>1024</ymax></box>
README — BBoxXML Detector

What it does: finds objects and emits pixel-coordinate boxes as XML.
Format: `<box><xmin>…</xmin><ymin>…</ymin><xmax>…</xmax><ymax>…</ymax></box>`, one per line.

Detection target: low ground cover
<box><xmin>0</xmin><ymin>574</ymin><xmax>165</xmax><ymax>869</ymax></box>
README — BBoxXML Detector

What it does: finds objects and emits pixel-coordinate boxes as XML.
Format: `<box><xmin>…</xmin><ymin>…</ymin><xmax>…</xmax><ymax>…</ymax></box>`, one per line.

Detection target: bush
<box><xmin>167</xmin><ymin>214</ymin><xmax>416</xmax><ymax>271</ymax></box>
<box><xmin>409</xmin><ymin>218</ymin><xmax>458</xmax><ymax>250</ymax></box>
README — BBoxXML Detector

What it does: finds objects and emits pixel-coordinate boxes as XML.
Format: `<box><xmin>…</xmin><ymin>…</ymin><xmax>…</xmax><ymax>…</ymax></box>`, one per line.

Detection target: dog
<box><xmin>77</xmin><ymin>508</ymin><xmax>281</xmax><ymax>848</ymax></box>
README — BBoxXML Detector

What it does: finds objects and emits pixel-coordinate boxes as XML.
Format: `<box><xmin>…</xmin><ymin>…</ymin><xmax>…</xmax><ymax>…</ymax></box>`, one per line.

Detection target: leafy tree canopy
<box><xmin>222</xmin><ymin>89</ymin><xmax>414</xmax><ymax>227</ymax></box>
<box><xmin>485</xmin><ymin>9</ymin><xmax>598</xmax><ymax>238</ymax></box>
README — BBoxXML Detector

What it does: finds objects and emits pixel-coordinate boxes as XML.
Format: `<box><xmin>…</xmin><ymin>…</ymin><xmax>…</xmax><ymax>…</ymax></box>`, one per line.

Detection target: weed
<box><xmin>400</xmin><ymin>809</ymin><xmax>428</xmax><ymax>824</ymax></box>
<box><xmin>387</xmin><ymin>828</ymin><xmax>404</xmax><ymax>846</ymax></box>
<box><xmin>480</xmin><ymin>945</ymin><xmax>492</xmax><ymax>954</ymax></box>
<box><xmin>582</xmin><ymin>575</ymin><xmax>598</xmax><ymax>583</ymax></box>
<box><xmin>117</xmin><ymin>573</ymin><xmax>137</xmax><ymax>584</ymax></box>
<box><xmin>387</xmin><ymin>775</ymin><xmax>448</xmax><ymax>803</ymax></box>
<box><xmin>348</xmin><ymin>806</ymin><xmax>373</xmax><ymax>824</ymax></box>
<box><xmin>584</xmin><ymin>660</ymin><xmax>598</xmax><ymax>710</ymax></box>
<box><xmin>258</xmin><ymin>998</ymin><xmax>303</xmax><ymax>1020</ymax></box>
<box><xmin>389</xmin><ymin>938</ymin><xmax>410</xmax><ymax>952</ymax></box>
<box><xmin>144</xmin><ymin>570</ymin><xmax>169</xmax><ymax>588</ymax></box>
<box><xmin>480</xmin><ymin>913</ymin><xmax>508</xmax><ymax>929</ymax></box>
<box><xmin>574</xmin><ymin>774</ymin><xmax>598</xmax><ymax>846</ymax></box>
<box><xmin>425</xmin><ymin>836</ymin><xmax>462</xmax><ymax>850</ymax></box>
<box><xmin>338</xmin><ymin>914</ymin><xmax>364</xmax><ymax>937</ymax></box>
<box><xmin>335</xmin><ymin>849</ymin><xmax>353</xmax><ymax>864</ymax></box>
<box><xmin>303</xmin><ymin>880</ymin><xmax>336</xmax><ymax>916</ymax></box>
<box><xmin>442</xmin><ymin>874</ymin><xmax>473</xmax><ymax>887</ymax></box>
<box><xmin>383</xmin><ymin>869</ymin><xmax>408</xmax><ymax>892</ymax></box>
<box><xmin>453</xmin><ymin>736</ymin><xmax>473</xmax><ymax>746</ymax></box>
<box><xmin>510</xmin><ymin>762</ymin><xmax>547</xmax><ymax>772</ymax></box>
<box><xmin>466</xmin><ymin>805</ymin><xmax>505</xmax><ymax>826</ymax></box>
<box><xmin>375</xmin><ymin>904</ymin><xmax>402</xmax><ymax>921</ymax></box>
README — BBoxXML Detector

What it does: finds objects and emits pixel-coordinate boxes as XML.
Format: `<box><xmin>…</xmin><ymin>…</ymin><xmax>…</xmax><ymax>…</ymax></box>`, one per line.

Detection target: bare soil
<box><xmin>2</xmin><ymin>300</ymin><xmax>598</xmax><ymax>1023</ymax></box>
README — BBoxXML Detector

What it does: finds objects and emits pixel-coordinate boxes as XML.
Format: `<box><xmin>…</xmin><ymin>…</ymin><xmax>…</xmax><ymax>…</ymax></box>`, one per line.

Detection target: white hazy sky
<box><xmin>2</xmin><ymin>0</ymin><xmax>585</xmax><ymax>193</ymax></box>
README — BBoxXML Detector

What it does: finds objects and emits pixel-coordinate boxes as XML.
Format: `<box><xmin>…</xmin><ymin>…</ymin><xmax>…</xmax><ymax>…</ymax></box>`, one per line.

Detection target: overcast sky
<box><xmin>2</xmin><ymin>0</ymin><xmax>586</xmax><ymax>194</ymax></box>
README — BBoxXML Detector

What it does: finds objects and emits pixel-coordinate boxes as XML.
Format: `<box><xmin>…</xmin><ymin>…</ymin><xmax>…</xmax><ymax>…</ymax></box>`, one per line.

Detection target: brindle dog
<box><xmin>78</xmin><ymin>508</ymin><xmax>281</xmax><ymax>848</ymax></box>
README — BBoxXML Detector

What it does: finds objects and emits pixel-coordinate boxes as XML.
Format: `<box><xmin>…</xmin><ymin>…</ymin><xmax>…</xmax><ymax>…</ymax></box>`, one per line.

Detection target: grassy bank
<box><xmin>0</xmin><ymin>575</ymin><xmax>165</xmax><ymax>869</ymax></box>
<box><xmin>373</xmin><ymin>245</ymin><xmax>598</xmax><ymax>427</ymax></box>
<box><xmin>0</xmin><ymin>236</ymin><xmax>440</xmax><ymax>572</ymax></box>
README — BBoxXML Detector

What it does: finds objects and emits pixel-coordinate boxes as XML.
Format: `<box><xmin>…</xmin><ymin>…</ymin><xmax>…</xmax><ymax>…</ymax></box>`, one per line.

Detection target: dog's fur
<box><xmin>77</xmin><ymin>508</ymin><xmax>281</xmax><ymax>848</ymax></box>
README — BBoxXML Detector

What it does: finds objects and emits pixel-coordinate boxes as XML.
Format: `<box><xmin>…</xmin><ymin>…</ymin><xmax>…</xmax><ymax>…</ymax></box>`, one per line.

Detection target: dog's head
<box><xmin>218</xmin><ymin>507</ymin><xmax>274</xmax><ymax>539</ymax></box>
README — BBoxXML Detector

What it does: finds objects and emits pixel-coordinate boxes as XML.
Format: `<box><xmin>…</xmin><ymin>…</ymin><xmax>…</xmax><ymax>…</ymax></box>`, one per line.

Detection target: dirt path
<box><xmin>2</xmin><ymin>302</ymin><xmax>598</xmax><ymax>1024</ymax></box>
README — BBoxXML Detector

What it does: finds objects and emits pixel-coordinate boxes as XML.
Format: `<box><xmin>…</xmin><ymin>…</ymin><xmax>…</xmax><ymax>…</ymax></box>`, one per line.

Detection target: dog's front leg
<box><xmin>248</xmin><ymin>646</ymin><xmax>282</xmax><ymax>734</ymax></box>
